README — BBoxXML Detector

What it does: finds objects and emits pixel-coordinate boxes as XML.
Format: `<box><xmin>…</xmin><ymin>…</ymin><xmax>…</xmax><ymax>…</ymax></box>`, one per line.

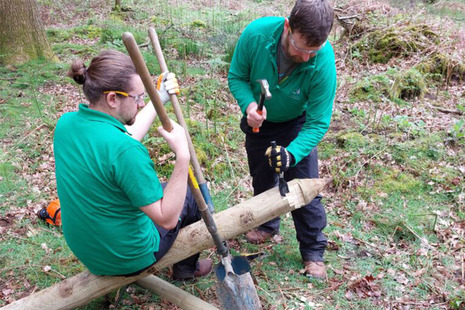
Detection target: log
<box><xmin>135</xmin><ymin>275</ymin><xmax>218</xmax><ymax>310</ymax></box>
<box><xmin>1</xmin><ymin>178</ymin><xmax>331</xmax><ymax>310</ymax></box>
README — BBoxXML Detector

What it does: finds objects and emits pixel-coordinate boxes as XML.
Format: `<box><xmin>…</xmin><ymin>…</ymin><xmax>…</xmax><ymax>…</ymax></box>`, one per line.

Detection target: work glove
<box><xmin>265</xmin><ymin>145</ymin><xmax>294</xmax><ymax>173</ymax></box>
<box><xmin>157</xmin><ymin>72</ymin><xmax>180</xmax><ymax>104</ymax></box>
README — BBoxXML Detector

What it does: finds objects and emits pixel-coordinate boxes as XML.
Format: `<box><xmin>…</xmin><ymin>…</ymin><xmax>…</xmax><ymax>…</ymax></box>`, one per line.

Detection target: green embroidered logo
<box><xmin>290</xmin><ymin>88</ymin><xmax>301</xmax><ymax>100</ymax></box>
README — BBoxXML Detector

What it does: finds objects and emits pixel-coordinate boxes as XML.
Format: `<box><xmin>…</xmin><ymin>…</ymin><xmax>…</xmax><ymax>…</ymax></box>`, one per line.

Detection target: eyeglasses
<box><xmin>288</xmin><ymin>29</ymin><xmax>326</xmax><ymax>55</ymax></box>
<box><xmin>103</xmin><ymin>90</ymin><xmax>145</xmax><ymax>104</ymax></box>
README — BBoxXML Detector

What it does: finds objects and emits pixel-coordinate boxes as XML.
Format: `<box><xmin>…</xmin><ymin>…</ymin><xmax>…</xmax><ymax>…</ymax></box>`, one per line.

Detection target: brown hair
<box><xmin>67</xmin><ymin>50</ymin><xmax>137</xmax><ymax>104</ymax></box>
<box><xmin>289</xmin><ymin>0</ymin><xmax>334</xmax><ymax>47</ymax></box>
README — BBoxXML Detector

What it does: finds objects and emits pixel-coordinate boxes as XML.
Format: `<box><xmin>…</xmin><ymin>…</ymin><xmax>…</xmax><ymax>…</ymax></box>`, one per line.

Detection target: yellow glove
<box><xmin>265</xmin><ymin>145</ymin><xmax>293</xmax><ymax>173</ymax></box>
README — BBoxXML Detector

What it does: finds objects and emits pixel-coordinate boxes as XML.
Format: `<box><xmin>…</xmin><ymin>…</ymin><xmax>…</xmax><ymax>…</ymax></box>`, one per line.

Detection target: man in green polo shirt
<box><xmin>54</xmin><ymin>50</ymin><xmax>212</xmax><ymax>279</ymax></box>
<box><xmin>228</xmin><ymin>0</ymin><xmax>336</xmax><ymax>279</ymax></box>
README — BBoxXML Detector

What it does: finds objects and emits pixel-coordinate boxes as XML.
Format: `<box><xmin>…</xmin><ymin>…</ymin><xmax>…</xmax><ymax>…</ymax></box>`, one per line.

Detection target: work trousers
<box><xmin>241</xmin><ymin>115</ymin><xmax>327</xmax><ymax>262</ymax></box>
<box><xmin>124</xmin><ymin>185</ymin><xmax>201</xmax><ymax>277</ymax></box>
<box><xmin>154</xmin><ymin>184</ymin><xmax>202</xmax><ymax>278</ymax></box>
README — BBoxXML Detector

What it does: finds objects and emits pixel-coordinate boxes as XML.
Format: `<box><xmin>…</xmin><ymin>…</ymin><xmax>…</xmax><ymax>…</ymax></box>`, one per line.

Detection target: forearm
<box><xmin>125</xmin><ymin>103</ymin><xmax>157</xmax><ymax>141</ymax></box>
<box><xmin>158</xmin><ymin>156</ymin><xmax>190</xmax><ymax>228</ymax></box>
<box><xmin>228</xmin><ymin>75</ymin><xmax>255</xmax><ymax>115</ymax></box>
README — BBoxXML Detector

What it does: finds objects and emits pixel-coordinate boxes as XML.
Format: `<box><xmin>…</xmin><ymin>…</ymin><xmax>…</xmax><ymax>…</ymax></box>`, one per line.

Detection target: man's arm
<box><xmin>286</xmin><ymin>51</ymin><xmax>337</xmax><ymax>164</ymax></box>
<box><xmin>126</xmin><ymin>73</ymin><xmax>179</xmax><ymax>141</ymax></box>
<box><xmin>228</xmin><ymin>25</ymin><xmax>257</xmax><ymax>116</ymax></box>
<box><xmin>126</xmin><ymin>103</ymin><xmax>157</xmax><ymax>141</ymax></box>
<box><xmin>139</xmin><ymin>120</ymin><xmax>190</xmax><ymax>230</ymax></box>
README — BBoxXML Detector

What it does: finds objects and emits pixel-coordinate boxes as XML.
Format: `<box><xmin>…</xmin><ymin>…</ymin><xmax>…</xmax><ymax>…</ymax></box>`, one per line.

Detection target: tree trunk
<box><xmin>114</xmin><ymin>0</ymin><xmax>121</xmax><ymax>10</ymax></box>
<box><xmin>1</xmin><ymin>178</ymin><xmax>331</xmax><ymax>310</ymax></box>
<box><xmin>0</xmin><ymin>0</ymin><xmax>54</xmax><ymax>65</ymax></box>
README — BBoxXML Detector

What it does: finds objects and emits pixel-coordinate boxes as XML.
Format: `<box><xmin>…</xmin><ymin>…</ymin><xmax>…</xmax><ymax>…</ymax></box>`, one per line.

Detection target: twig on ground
<box><xmin>37</xmin><ymin>226</ymin><xmax>62</xmax><ymax>238</ymax></box>
<box><xmin>462</xmin><ymin>253</ymin><xmax>465</xmax><ymax>284</ymax></box>
<box><xmin>47</xmin><ymin>267</ymin><xmax>66</xmax><ymax>279</ymax></box>
<box><xmin>193</xmin><ymin>285</ymin><xmax>205</xmax><ymax>300</ymax></box>
<box><xmin>337</xmin><ymin>14</ymin><xmax>360</xmax><ymax>21</ymax></box>
<box><xmin>14</xmin><ymin>123</ymin><xmax>48</xmax><ymax>146</ymax></box>
<box><xmin>432</xmin><ymin>106</ymin><xmax>464</xmax><ymax>116</ymax></box>
<box><xmin>402</xmin><ymin>223</ymin><xmax>436</xmax><ymax>249</ymax></box>
<box><xmin>276</xmin><ymin>284</ymin><xmax>287</xmax><ymax>309</ymax></box>
<box><xmin>324</xmin><ymin>282</ymin><xmax>344</xmax><ymax>292</ymax></box>
<box><xmin>220</xmin><ymin>135</ymin><xmax>236</xmax><ymax>179</ymax></box>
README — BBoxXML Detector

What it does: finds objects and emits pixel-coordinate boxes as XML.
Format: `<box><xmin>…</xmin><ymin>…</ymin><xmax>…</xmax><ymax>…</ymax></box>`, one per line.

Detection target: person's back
<box><xmin>54</xmin><ymin>105</ymin><xmax>161</xmax><ymax>275</ymax></box>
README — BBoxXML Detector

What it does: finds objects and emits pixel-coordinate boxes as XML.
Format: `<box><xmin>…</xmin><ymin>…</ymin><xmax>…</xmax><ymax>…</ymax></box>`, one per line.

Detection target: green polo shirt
<box><xmin>53</xmin><ymin>104</ymin><xmax>163</xmax><ymax>275</ymax></box>
<box><xmin>228</xmin><ymin>16</ymin><xmax>337</xmax><ymax>164</ymax></box>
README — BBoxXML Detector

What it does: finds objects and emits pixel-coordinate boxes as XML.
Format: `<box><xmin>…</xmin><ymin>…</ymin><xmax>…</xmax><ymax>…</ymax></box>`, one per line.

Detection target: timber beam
<box><xmin>1</xmin><ymin>178</ymin><xmax>331</xmax><ymax>310</ymax></box>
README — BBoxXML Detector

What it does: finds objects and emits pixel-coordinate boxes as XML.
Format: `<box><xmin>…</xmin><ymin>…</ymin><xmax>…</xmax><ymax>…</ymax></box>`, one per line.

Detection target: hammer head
<box><xmin>257</xmin><ymin>79</ymin><xmax>272</xmax><ymax>100</ymax></box>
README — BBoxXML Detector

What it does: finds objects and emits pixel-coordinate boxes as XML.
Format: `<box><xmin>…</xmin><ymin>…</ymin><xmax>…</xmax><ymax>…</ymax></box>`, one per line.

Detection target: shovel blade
<box><xmin>215</xmin><ymin>271</ymin><xmax>261</xmax><ymax>310</ymax></box>
<box><xmin>215</xmin><ymin>256</ymin><xmax>261</xmax><ymax>310</ymax></box>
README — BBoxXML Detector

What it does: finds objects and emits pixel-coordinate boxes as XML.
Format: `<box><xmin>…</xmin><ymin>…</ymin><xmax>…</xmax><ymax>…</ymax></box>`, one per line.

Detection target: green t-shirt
<box><xmin>53</xmin><ymin>104</ymin><xmax>163</xmax><ymax>275</ymax></box>
<box><xmin>228</xmin><ymin>16</ymin><xmax>337</xmax><ymax>164</ymax></box>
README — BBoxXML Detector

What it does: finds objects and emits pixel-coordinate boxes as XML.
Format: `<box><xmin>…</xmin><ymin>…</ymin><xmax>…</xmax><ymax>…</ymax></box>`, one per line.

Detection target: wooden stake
<box><xmin>135</xmin><ymin>275</ymin><xmax>219</xmax><ymax>310</ymax></box>
<box><xmin>1</xmin><ymin>178</ymin><xmax>331</xmax><ymax>310</ymax></box>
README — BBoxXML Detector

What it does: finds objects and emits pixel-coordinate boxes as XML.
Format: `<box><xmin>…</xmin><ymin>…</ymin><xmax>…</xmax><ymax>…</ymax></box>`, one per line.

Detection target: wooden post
<box><xmin>1</xmin><ymin>178</ymin><xmax>331</xmax><ymax>310</ymax></box>
<box><xmin>135</xmin><ymin>275</ymin><xmax>219</xmax><ymax>310</ymax></box>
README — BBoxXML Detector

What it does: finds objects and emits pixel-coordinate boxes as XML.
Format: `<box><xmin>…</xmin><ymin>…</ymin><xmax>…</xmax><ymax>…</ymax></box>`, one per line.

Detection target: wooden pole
<box><xmin>1</xmin><ymin>178</ymin><xmax>331</xmax><ymax>310</ymax></box>
<box><xmin>135</xmin><ymin>275</ymin><xmax>219</xmax><ymax>310</ymax></box>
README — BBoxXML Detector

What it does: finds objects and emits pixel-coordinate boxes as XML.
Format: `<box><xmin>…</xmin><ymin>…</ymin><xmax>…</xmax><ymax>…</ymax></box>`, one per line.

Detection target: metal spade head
<box><xmin>215</xmin><ymin>255</ymin><xmax>261</xmax><ymax>310</ymax></box>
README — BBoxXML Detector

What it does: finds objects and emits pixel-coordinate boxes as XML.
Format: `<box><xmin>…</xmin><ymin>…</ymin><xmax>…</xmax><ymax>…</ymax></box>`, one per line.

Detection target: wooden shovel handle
<box><xmin>148</xmin><ymin>27</ymin><xmax>210</xmax><ymax>205</ymax></box>
<box><xmin>122</xmin><ymin>30</ymin><xmax>228</xmax><ymax>257</ymax></box>
<box><xmin>148</xmin><ymin>27</ymin><xmax>228</xmax><ymax>257</ymax></box>
<box><xmin>122</xmin><ymin>32</ymin><xmax>172</xmax><ymax>132</ymax></box>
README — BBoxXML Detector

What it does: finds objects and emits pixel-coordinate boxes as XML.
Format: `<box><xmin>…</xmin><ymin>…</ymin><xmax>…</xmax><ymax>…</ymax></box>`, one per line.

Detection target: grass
<box><xmin>1</xmin><ymin>0</ymin><xmax>465</xmax><ymax>309</ymax></box>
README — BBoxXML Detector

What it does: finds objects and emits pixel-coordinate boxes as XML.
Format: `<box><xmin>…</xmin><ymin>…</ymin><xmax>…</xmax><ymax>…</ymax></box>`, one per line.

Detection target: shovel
<box><xmin>147</xmin><ymin>27</ymin><xmax>262</xmax><ymax>310</ymax></box>
<box><xmin>123</xmin><ymin>31</ymin><xmax>261</xmax><ymax>310</ymax></box>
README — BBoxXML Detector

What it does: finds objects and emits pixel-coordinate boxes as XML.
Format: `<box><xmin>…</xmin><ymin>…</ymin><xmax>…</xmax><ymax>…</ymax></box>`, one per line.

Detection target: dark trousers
<box><xmin>123</xmin><ymin>185</ymin><xmax>201</xmax><ymax>277</ymax></box>
<box><xmin>241</xmin><ymin>115</ymin><xmax>327</xmax><ymax>262</ymax></box>
<box><xmin>154</xmin><ymin>184</ymin><xmax>202</xmax><ymax>278</ymax></box>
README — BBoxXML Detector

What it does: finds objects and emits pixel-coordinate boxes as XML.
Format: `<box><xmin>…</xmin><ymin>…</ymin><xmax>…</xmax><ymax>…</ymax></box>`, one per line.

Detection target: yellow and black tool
<box><xmin>271</xmin><ymin>141</ymin><xmax>290</xmax><ymax>197</ymax></box>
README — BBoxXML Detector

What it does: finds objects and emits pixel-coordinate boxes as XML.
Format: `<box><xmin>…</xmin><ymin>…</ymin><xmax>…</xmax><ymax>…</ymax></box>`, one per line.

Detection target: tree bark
<box><xmin>0</xmin><ymin>0</ymin><xmax>54</xmax><ymax>65</ymax></box>
<box><xmin>1</xmin><ymin>178</ymin><xmax>331</xmax><ymax>310</ymax></box>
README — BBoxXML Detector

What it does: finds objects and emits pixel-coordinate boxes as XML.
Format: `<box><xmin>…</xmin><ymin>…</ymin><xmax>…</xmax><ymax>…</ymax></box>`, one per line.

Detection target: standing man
<box><xmin>54</xmin><ymin>50</ymin><xmax>212</xmax><ymax>280</ymax></box>
<box><xmin>228</xmin><ymin>0</ymin><xmax>336</xmax><ymax>279</ymax></box>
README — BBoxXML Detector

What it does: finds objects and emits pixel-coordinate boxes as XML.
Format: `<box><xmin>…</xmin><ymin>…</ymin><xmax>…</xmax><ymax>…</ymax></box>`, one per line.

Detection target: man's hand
<box><xmin>157</xmin><ymin>120</ymin><xmax>190</xmax><ymax>162</ymax></box>
<box><xmin>265</xmin><ymin>145</ymin><xmax>294</xmax><ymax>173</ymax></box>
<box><xmin>157</xmin><ymin>72</ymin><xmax>180</xmax><ymax>104</ymax></box>
<box><xmin>246</xmin><ymin>102</ymin><xmax>267</xmax><ymax>129</ymax></box>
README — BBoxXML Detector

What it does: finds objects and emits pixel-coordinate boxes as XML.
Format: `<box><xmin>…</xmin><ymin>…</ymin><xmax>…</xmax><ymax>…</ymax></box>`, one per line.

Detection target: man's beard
<box><xmin>125</xmin><ymin>116</ymin><xmax>136</xmax><ymax>126</ymax></box>
<box><xmin>283</xmin><ymin>36</ymin><xmax>307</xmax><ymax>64</ymax></box>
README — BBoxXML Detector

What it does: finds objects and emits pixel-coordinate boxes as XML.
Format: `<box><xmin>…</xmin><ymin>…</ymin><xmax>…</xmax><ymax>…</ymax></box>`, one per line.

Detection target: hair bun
<box><xmin>68</xmin><ymin>59</ymin><xmax>87</xmax><ymax>85</ymax></box>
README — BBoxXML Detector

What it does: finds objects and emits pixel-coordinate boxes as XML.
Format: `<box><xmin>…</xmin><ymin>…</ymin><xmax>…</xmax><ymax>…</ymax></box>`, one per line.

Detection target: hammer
<box><xmin>253</xmin><ymin>79</ymin><xmax>272</xmax><ymax>133</ymax></box>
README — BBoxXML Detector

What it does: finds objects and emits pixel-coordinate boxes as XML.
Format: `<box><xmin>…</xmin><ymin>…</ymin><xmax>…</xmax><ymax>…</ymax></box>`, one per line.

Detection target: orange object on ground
<box><xmin>38</xmin><ymin>199</ymin><xmax>61</xmax><ymax>226</ymax></box>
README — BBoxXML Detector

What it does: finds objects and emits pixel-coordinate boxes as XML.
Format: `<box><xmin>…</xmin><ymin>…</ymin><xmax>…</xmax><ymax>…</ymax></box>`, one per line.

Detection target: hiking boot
<box><xmin>172</xmin><ymin>259</ymin><xmax>213</xmax><ymax>281</ymax></box>
<box><xmin>194</xmin><ymin>259</ymin><xmax>213</xmax><ymax>278</ymax></box>
<box><xmin>304</xmin><ymin>261</ymin><xmax>327</xmax><ymax>280</ymax></box>
<box><xmin>245</xmin><ymin>229</ymin><xmax>275</xmax><ymax>244</ymax></box>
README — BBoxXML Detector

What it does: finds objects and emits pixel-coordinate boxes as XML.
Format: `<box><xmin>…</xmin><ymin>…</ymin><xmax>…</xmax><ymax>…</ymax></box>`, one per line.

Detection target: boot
<box><xmin>245</xmin><ymin>229</ymin><xmax>275</xmax><ymax>244</ymax></box>
<box><xmin>172</xmin><ymin>259</ymin><xmax>213</xmax><ymax>281</ymax></box>
<box><xmin>304</xmin><ymin>261</ymin><xmax>327</xmax><ymax>280</ymax></box>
